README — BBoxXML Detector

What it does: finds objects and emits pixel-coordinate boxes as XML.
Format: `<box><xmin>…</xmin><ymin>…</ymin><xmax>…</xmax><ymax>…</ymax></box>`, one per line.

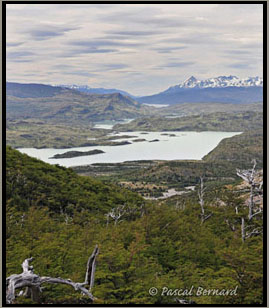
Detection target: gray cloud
<box><xmin>102</xmin><ymin>63</ymin><xmax>129</xmax><ymax>70</ymax></box>
<box><xmin>7</xmin><ymin>51</ymin><xmax>35</xmax><ymax>58</ymax></box>
<box><xmin>7</xmin><ymin>42</ymin><xmax>24</xmax><ymax>47</ymax></box>
<box><xmin>66</xmin><ymin>39</ymin><xmax>139</xmax><ymax>48</ymax></box>
<box><xmin>7</xmin><ymin>50</ymin><xmax>36</xmax><ymax>62</ymax></box>
<box><xmin>8</xmin><ymin>59</ymin><xmax>33</xmax><ymax>63</ymax></box>
<box><xmin>61</xmin><ymin>47</ymin><xmax>118</xmax><ymax>57</ymax></box>
<box><xmin>52</xmin><ymin>64</ymin><xmax>74</xmax><ymax>70</ymax></box>
<box><xmin>226</xmin><ymin>62</ymin><xmax>252</xmax><ymax>69</ymax></box>
<box><xmin>224</xmin><ymin>49</ymin><xmax>254</xmax><ymax>56</ymax></box>
<box><xmin>65</xmin><ymin>71</ymin><xmax>97</xmax><ymax>77</ymax></box>
<box><xmin>25</xmin><ymin>25</ymin><xmax>79</xmax><ymax>41</ymax></box>
<box><xmin>6</xmin><ymin>4</ymin><xmax>263</xmax><ymax>95</ymax></box>
<box><xmin>152</xmin><ymin>46</ymin><xmax>187</xmax><ymax>54</ymax></box>
<box><xmin>101</xmin><ymin>8</ymin><xmax>200</xmax><ymax>29</ymax></box>
<box><xmin>107</xmin><ymin>30</ymin><xmax>163</xmax><ymax>36</ymax></box>
<box><xmin>156</xmin><ymin>61</ymin><xmax>195</xmax><ymax>69</ymax></box>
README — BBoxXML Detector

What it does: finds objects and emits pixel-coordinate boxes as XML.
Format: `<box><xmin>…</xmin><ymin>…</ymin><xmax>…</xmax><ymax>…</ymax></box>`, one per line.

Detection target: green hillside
<box><xmin>6</xmin><ymin>146</ymin><xmax>143</xmax><ymax>217</ymax></box>
<box><xmin>204</xmin><ymin>130</ymin><xmax>263</xmax><ymax>168</ymax></box>
<box><xmin>6</xmin><ymin>147</ymin><xmax>263</xmax><ymax>305</ymax></box>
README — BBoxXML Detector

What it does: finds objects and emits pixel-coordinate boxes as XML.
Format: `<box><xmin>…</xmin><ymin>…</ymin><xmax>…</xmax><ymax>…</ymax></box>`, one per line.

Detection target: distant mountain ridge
<box><xmin>166</xmin><ymin>75</ymin><xmax>263</xmax><ymax>91</ymax></box>
<box><xmin>137</xmin><ymin>75</ymin><xmax>263</xmax><ymax>105</ymax></box>
<box><xmin>6</xmin><ymin>82</ymin><xmax>153</xmax><ymax>122</ymax></box>
<box><xmin>6</xmin><ymin>82</ymin><xmax>67</xmax><ymax>98</ymax></box>
<box><xmin>7</xmin><ymin>74</ymin><xmax>263</xmax><ymax>108</ymax></box>
<box><xmin>57</xmin><ymin>84</ymin><xmax>137</xmax><ymax>98</ymax></box>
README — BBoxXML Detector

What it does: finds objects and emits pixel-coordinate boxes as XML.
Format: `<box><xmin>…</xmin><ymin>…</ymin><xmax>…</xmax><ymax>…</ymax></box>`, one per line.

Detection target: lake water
<box><xmin>18</xmin><ymin>131</ymin><xmax>241</xmax><ymax>168</ymax></box>
<box><xmin>142</xmin><ymin>103</ymin><xmax>169</xmax><ymax>108</ymax></box>
<box><xmin>93</xmin><ymin>119</ymin><xmax>133</xmax><ymax>129</ymax></box>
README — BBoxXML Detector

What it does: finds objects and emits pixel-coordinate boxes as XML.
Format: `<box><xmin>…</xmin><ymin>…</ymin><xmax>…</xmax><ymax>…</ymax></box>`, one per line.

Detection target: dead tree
<box><xmin>105</xmin><ymin>204</ymin><xmax>126</xmax><ymax>226</ymax></box>
<box><xmin>237</xmin><ymin>160</ymin><xmax>263</xmax><ymax>242</ymax></box>
<box><xmin>198</xmin><ymin>177</ymin><xmax>212</xmax><ymax>224</ymax></box>
<box><xmin>236</xmin><ymin>159</ymin><xmax>263</xmax><ymax>221</ymax></box>
<box><xmin>6</xmin><ymin>245</ymin><xmax>99</xmax><ymax>304</ymax></box>
<box><xmin>241</xmin><ymin>217</ymin><xmax>263</xmax><ymax>243</ymax></box>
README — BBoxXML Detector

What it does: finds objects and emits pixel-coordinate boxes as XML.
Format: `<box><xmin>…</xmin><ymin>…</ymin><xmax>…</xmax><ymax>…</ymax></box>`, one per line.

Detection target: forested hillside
<box><xmin>6</xmin><ymin>147</ymin><xmax>263</xmax><ymax>304</ymax></box>
<box><xmin>6</xmin><ymin>146</ymin><xmax>143</xmax><ymax>217</ymax></box>
<box><xmin>204</xmin><ymin>130</ymin><xmax>263</xmax><ymax>167</ymax></box>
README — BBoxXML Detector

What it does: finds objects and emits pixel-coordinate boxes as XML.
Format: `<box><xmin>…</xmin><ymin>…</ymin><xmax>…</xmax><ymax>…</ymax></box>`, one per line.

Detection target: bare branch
<box><xmin>6</xmin><ymin>246</ymin><xmax>99</xmax><ymax>304</ymax></box>
<box><xmin>225</xmin><ymin>219</ymin><xmax>236</xmax><ymax>231</ymax></box>
<box><xmin>241</xmin><ymin>217</ymin><xmax>245</xmax><ymax>243</ymax></box>
<box><xmin>250</xmin><ymin>209</ymin><xmax>263</xmax><ymax>219</ymax></box>
<box><xmin>236</xmin><ymin>160</ymin><xmax>263</xmax><ymax>221</ymax></box>
<box><xmin>84</xmin><ymin>245</ymin><xmax>99</xmax><ymax>291</ymax></box>
<box><xmin>198</xmin><ymin>177</ymin><xmax>212</xmax><ymax>224</ymax></box>
<box><xmin>204</xmin><ymin>213</ymin><xmax>213</xmax><ymax>222</ymax></box>
<box><xmin>246</xmin><ymin>227</ymin><xmax>263</xmax><ymax>239</ymax></box>
<box><xmin>105</xmin><ymin>204</ymin><xmax>126</xmax><ymax>225</ymax></box>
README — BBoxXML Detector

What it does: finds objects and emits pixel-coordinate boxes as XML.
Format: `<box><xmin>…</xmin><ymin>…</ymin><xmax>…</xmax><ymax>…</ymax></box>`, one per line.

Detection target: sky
<box><xmin>6</xmin><ymin>3</ymin><xmax>263</xmax><ymax>96</ymax></box>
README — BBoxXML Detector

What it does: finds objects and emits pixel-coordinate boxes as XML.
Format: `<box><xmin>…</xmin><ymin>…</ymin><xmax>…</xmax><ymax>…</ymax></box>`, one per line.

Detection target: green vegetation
<box><xmin>6</xmin><ymin>147</ymin><xmax>263</xmax><ymax>305</ymax></box>
<box><xmin>204</xmin><ymin>130</ymin><xmax>263</xmax><ymax>168</ymax></box>
<box><xmin>114</xmin><ymin>111</ymin><xmax>263</xmax><ymax>132</ymax></box>
<box><xmin>6</xmin><ymin>146</ymin><xmax>143</xmax><ymax>217</ymax></box>
<box><xmin>5</xmin><ymin>82</ymin><xmax>264</xmax><ymax>304</ymax></box>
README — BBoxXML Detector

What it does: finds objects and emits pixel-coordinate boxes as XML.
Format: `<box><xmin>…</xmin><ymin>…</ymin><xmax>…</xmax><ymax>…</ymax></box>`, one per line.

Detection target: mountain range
<box><xmin>6</xmin><ymin>75</ymin><xmax>263</xmax><ymax>124</ymax></box>
<box><xmin>165</xmin><ymin>75</ymin><xmax>263</xmax><ymax>90</ymax></box>
<box><xmin>137</xmin><ymin>76</ymin><xmax>263</xmax><ymax>105</ymax></box>
<box><xmin>6</xmin><ymin>82</ymin><xmax>153</xmax><ymax>123</ymax></box>
<box><xmin>55</xmin><ymin>75</ymin><xmax>263</xmax><ymax>105</ymax></box>
<box><xmin>58</xmin><ymin>84</ymin><xmax>136</xmax><ymax>98</ymax></box>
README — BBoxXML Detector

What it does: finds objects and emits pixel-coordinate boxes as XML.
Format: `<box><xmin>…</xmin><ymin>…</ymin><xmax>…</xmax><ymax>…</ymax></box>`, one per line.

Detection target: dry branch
<box><xmin>198</xmin><ymin>177</ymin><xmax>212</xmax><ymax>224</ymax></box>
<box><xmin>6</xmin><ymin>245</ymin><xmax>99</xmax><ymax>304</ymax></box>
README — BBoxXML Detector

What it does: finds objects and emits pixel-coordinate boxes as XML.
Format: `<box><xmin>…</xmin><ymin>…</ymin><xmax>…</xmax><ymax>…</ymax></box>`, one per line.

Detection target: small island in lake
<box><xmin>111</xmin><ymin>141</ymin><xmax>132</xmax><ymax>146</ymax></box>
<box><xmin>50</xmin><ymin>149</ymin><xmax>105</xmax><ymax>159</ymax></box>
<box><xmin>132</xmin><ymin>138</ymin><xmax>146</xmax><ymax>142</ymax></box>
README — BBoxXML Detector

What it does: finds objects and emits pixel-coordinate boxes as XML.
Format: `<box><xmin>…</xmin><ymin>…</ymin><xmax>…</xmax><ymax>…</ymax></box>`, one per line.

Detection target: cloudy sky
<box><xmin>6</xmin><ymin>3</ymin><xmax>263</xmax><ymax>95</ymax></box>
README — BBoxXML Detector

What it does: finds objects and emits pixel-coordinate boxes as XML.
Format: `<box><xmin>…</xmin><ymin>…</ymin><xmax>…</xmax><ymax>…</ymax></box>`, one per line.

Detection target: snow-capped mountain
<box><xmin>172</xmin><ymin>75</ymin><xmax>263</xmax><ymax>90</ymax></box>
<box><xmin>138</xmin><ymin>75</ymin><xmax>263</xmax><ymax>105</ymax></box>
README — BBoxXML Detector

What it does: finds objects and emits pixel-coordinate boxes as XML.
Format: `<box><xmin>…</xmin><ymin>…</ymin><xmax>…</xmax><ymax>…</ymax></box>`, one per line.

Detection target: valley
<box><xmin>6</xmin><ymin>81</ymin><xmax>263</xmax><ymax>195</ymax></box>
<box><xmin>5</xmin><ymin>2</ymin><xmax>265</xmax><ymax>305</ymax></box>
<box><xmin>5</xmin><ymin>79</ymin><xmax>264</xmax><ymax>305</ymax></box>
